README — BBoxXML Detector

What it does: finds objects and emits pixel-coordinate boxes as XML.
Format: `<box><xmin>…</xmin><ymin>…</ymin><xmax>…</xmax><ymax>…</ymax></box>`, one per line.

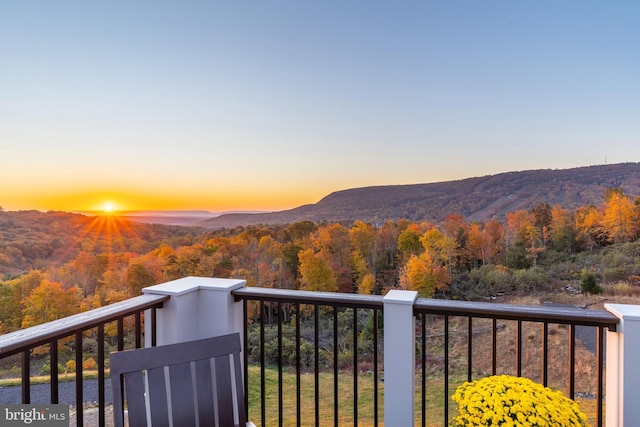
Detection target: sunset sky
<box><xmin>2</xmin><ymin>1</ymin><xmax>639</xmax><ymax>213</ymax></box>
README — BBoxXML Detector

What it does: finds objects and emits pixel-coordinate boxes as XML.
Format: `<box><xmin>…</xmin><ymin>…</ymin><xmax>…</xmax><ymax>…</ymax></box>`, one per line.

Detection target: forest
<box><xmin>1</xmin><ymin>187</ymin><xmax>640</xmax><ymax>336</ymax></box>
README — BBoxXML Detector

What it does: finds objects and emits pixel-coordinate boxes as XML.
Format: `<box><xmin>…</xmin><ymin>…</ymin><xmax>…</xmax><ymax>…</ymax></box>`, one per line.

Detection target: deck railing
<box><xmin>0</xmin><ymin>294</ymin><xmax>168</xmax><ymax>427</ymax></box>
<box><xmin>3</xmin><ymin>277</ymin><xmax>640</xmax><ymax>426</ymax></box>
<box><xmin>232</xmin><ymin>287</ymin><xmax>384</xmax><ymax>427</ymax></box>
<box><xmin>413</xmin><ymin>298</ymin><xmax>618</xmax><ymax>427</ymax></box>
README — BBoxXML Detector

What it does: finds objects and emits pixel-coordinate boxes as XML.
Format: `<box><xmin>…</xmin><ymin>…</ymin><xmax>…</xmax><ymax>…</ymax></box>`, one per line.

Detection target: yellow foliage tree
<box><xmin>21</xmin><ymin>280</ymin><xmax>82</xmax><ymax>328</ymax></box>
<box><xmin>358</xmin><ymin>273</ymin><xmax>376</xmax><ymax>295</ymax></box>
<box><xmin>575</xmin><ymin>205</ymin><xmax>605</xmax><ymax>250</ymax></box>
<box><xmin>399</xmin><ymin>253</ymin><xmax>450</xmax><ymax>297</ymax></box>
<box><xmin>298</xmin><ymin>248</ymin><xmax>337</xmax><ymax>292</ymax></box>
<box><xmin>602</xmin><ymin>191</ymin><xmax>638</xmax><ymax>243</ymax></box>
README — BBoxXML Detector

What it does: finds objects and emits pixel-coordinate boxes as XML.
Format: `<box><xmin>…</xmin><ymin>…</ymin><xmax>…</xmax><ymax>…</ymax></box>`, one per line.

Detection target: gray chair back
<box><xmin>110</xmin><ymin>333</ymin><xmax>247</xmax><ymax>427</ymax></box>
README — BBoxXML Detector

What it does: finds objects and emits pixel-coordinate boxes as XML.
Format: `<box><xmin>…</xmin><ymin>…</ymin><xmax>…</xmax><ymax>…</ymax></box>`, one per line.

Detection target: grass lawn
<box><xmin>246</xmin><ymin>365</ymin><xmax>599</xmax><ymax>427</ymax></box>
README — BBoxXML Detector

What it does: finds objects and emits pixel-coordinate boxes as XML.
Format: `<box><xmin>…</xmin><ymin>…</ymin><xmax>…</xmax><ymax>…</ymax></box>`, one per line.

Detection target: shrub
<box><xmin>451</xmin><ymin>375</ymin><xmax>589</xmax><ymax>426</ymax></box>
<box><xmin>512</xmin><ymin>267</ymin><xmax>550</xmax><ymax>292</ymax></box>
<box><xmin>602</xmin><ymin>267</ymin><xmax>630</xmax><ymax>283</ymax></box>
<box><xmin>580</xmin><ymin>270</ymin><xmax>602</xmax><ymax>295</ymax></box>
<box><xmin>82</xmin><ymin>358</ymin><xmax>97</xmax><ymax>370</ymax></box>
<box><xmin>469</xmin><ymin>265</ymin><xmax>512</xmax><ymax>296</ymax></box>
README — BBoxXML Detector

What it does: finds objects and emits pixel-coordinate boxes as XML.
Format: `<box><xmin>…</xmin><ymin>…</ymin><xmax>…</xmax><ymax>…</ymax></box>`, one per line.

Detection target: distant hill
<box><xmin>199</xmin><ymin>163</ymin><xmax>640</xmax><ymax>229</ymax></box>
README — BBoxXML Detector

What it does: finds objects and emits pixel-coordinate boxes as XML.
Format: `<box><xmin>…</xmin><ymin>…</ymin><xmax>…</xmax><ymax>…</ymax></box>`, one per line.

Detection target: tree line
<box><xmin>1</xmin><ymin>188</ymin><xmax>640</xmax><ymax>335</ymax></box>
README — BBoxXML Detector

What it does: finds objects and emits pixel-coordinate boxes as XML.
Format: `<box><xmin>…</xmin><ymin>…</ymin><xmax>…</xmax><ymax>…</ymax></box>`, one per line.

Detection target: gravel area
<box><xmin>0</xmin><ymin>379</ymin><xmax>112</xmax><ymax>405</ymax></box>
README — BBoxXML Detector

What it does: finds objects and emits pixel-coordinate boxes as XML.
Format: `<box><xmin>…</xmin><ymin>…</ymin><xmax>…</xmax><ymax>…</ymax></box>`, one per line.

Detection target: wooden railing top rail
<box><xmin>0</xmin><ymin>294</ymin><xmax>169</xmax><ymax>357</ymax></box>
<box><xmin>414</xmin><ymin>298</ymin><xmax>619</xmax><ymax>330</ymax></box>
<box><xmin>232</xmin><ymin>287</ymin><xmax>384</xmax><ymax>308</ymax></box>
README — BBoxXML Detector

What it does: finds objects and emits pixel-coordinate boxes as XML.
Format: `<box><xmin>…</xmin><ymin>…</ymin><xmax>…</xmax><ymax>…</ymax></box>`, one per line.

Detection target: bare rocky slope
<box><xmin>199</xmin><ymin>163</ymin><xmax>640</xmax><ymax>229</ymax></box>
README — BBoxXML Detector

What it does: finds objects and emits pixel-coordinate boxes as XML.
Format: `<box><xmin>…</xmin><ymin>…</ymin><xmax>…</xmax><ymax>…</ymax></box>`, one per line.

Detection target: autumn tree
<box><xmin>11</xmin><ymin>269</ymin><xmax>47</xmax><ymax>302</ymax></box>
<box><xmin>375</xmin><ymin>221</ymin><xmax>402</xmax><ymax>291</ymax></box>
<box><xmin>442</xmin><ymin>214</ymin><xmax>470</xmax><ymax>268</ymax></box>
<box><xmin>126</xmin><ymin>255</ymin><xmax>163</xmax><ymax>295</ymax></box>
<box><xmin>349</xmin><ymin>221</ymin><xmax>378</xmax><ymax>294</ymax></box>
<box><xmin>420</xmin><ymin>228</ymin><xmax>458</xmax><ymax>275</ymax></box>
<box><xmin>309</xmin><ymin>224</ymin><xmax>352</xmax><ymax>292</ymax></box>
<box><xmin>549</xmin><ymin>205</ymin><xmax>577</xmax><ymax>254</ymax></box>
<box><xmin>0</xmin><ymin>281</ymin><xmax>20</xmax><ymax>332</ymax></box>
<box><xmin>575</xmin><ymin>205</ymin><xmax>607</xmax><ymax>251</ymax></box>
<box><xmin>602</xmin><ymin>189</ymin><xmax>638</xmax><ymax>243</ymax></box>
<box><xmin>399</xmin><ymin>253</ymin><xmax>450</xmax><ymax>297</ymax></box>
<box><xmin>467</xmin><ymin>223</ymin><xmax>485</xmax><ymax>267</ymax></box>
<box><xmin>464</xmin><ymin>220</ymin><xmax>505</xmax><ymax>267</ymax></box>
<box><xmin>298</xmin><ymin>248</ymin><xmax>337</xmax><ymax>292</ymax></box>
<box><xmin>255</xmin><ymin>235</ymin><xmax>296</xmax><ymax>290</ymax></box>
<box><xmin>397</xmin><ymin>222</ymin><xmax>434</xmax><ymax>262</ymax></box>
<box><xmin>482</xmin><ymin>220</ymin><xmax>504</xmax><ymax>265</ymax></box>
<box><xmin>531</xmin><ymin>203</ymin><xmax>552</xmax><ymax>246</ymax></box>
<box><xmin>22</xmin><ymin>280</ymin><xmax>82</xmax><ymax>328</ymax></box>
<box><xmin>505</xmin><ymin>210</ymin><xmax>537</xmax><ymax>268</ymax></box>
<box><xmin>284</xmin><ymin>221</ymin><xmax>318</xmax><ymax>242</ymax></box>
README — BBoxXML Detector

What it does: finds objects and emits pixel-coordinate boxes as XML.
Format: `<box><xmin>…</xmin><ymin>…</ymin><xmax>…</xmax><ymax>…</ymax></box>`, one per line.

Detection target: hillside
<box><xmin>199</xmin><ymin>163</ymin><xmax>640</xmax><ymax>229</ymax></box>
<box><xmin>0</xmin><ymin>210</ymin><xmax>202</xmax><ymax>277</ymax></box>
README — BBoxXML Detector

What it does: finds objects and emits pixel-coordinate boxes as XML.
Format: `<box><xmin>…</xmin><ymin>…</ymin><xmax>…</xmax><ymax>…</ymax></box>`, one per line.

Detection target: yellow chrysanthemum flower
<box><xmin>451</xmin><ymin>375</ymin><xmax>590</xmax><ymax>426</ymax></box>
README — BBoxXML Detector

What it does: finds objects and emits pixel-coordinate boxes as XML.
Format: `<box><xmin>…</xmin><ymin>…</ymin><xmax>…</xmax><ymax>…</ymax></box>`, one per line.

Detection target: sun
<box><xmin>102</xmin><ymin>201</ymin><xmax>116</xmax><ymax>214</ymax></box>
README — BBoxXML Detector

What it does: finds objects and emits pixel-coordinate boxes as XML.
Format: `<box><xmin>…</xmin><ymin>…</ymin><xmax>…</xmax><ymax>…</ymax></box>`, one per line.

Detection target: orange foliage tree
<box><xmin>602</xmin><ymin>189</ymin><xmax>638</xmax><ymax>243</ymax></box>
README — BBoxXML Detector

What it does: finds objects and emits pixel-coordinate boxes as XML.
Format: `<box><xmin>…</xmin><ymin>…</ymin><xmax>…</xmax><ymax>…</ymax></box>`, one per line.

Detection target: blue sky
<box><xmin>1</xmin><ymin>1</ymin><xmax>639</xmax><ymax>212</ymax></box>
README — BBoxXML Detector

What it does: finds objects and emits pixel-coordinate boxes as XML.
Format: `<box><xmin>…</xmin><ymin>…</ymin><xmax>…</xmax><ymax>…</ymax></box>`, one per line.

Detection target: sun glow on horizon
<box><xmin>101</xmin><ymin>201</ymin><xmax>119</xmax><ymax>214</ymax></box>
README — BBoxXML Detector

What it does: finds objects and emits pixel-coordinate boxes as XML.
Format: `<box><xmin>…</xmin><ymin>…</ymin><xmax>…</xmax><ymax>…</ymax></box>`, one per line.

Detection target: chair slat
<box><xmin>124</xmin><ymin>371</ymin><xmax>149</xmax><ymax>427</ymax></box>
<box><xmin>195</xmin><ymin>359</ymin><xmax>216</xmax><ymax>427</ymax></box>
<box><xmin>169</xmin><ymin>362</ymin><xmax>196</xmax><ymax>426</ymax></box>
<box><xmin>147</xmin><ymin>366</ymin><xmax>170</xmax><ymax>427</ymax></box>
<box><xmin>215</xmin><ymin>354</ymin><xmax>234</xmax><ymax>427</ymax></box>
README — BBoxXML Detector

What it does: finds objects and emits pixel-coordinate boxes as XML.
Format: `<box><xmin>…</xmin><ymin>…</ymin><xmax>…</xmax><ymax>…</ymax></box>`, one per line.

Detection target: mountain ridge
<box><xmin>199</xmin><ymin>163</ymin><xmax>640</xmax><ymax>229</ymax></box>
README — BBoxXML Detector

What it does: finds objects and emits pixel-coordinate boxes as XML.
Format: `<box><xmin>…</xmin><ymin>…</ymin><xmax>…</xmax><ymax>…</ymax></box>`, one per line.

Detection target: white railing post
<box><xmin>142</xmin><ymin>277</ymin><xmax>246</xmax><ymax>347</ymax></box>
<box><xmin>383</xmin><ymin>289</ymin><xmax>418</xmax><ymax>427</ymax></box>
<box><xmin>604</xmin><ymin>303</ymin><xmax>640</xmax><ymax>427</ymax></box>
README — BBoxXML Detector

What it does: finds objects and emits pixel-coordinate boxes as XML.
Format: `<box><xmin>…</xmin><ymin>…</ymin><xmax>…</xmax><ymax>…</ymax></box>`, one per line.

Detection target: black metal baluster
<box><xmin>151</xmin><ymin>307</ymin><xmax>158</xmax><ymax>347</ymax></box>
<box><xmin>278</xmin><ymin>301</ymin><xmax>283</xmax><ymax>427</ymax></box>
<box><xmin>422</xmin><ymin>313</ymin><xmax>426</xmax><ymax>427</ymax></box>
<box><xmin>98</xmin><ymin>325</ymin><xmax>105</xmax><ymax>427</ymax></box>
<box><xmin>51</xmin><ymin>340</ymin><xmax>59</xmax><ymax>404</ymax></box>
<box><xmin>296</xmin><ymin>304</ymin><xmax>301</xmax><ymax>427</ymax></box>
<box><xmin>373</xmin><ymin>308</ymin><xmax>379</xmax><ymax>427</ymax></box>
<box><xmin>22</xmin><ymin>350</ymin><xmax>30</xmax><ymax>404</ymax></box>
<box><xmin>353</xmin><ymin>307</ymin><xmax>358</xmax><ymax>427</ymax></box>
<box><xmin>117</xmin><ymin>317</ymin><xmax>124</xmax><ymax>351</ymax></box>
<box><xmin>334</xmin><ymin>307</ymin><xmax>339</xmax><ymax>427</ymax></box>
<box><xmin>444</xmin><ymin>315</ymin><xmax>449</xmax><ymax>426</ymax></box>
<box><xmin>492</xmin><ymin>318</ymin><xmax>497</xmax><ymax>375</ymax></box>
<box><xmin>243</xmin><ymin>299</ymin><xmax>249</xmax><ymax>419</ymax></box>
<box><xmin>314</xmin><ymin>304</ymin><xmax>320</xmax><ymax>427</ymax></box>
<box><xmin>260</xmin><ymin>301</ymin><xmax>266</xmax><ymax>427</ymax></box>
<box><xmin>569</xmin><ymin>324</ymin><xmax>576</xmax><ymax>399</ymax></box>
<box><xmin>542</xmin><ymin>323</ymin><xmax>549</xmax><ymax>386</ymax></box>
<box><xmin>596</xmin><ymin>326</ymin><xmax>604</xmax><ymax>427</ymax></box>
<box><xmin>135</xmin><ymin>312</ymin><xmax>142</xmax><ymax>348</ymax></box>
<box><xmin>467</xmin><ymin>317</ymin><xmax>473</xmax><ymax>382</ymax></box>
<box><xmin>75</xmin><ymin>331</ymin><xmax>83</xmax><ymax>427</ymax></box>
<box><xmin>516</xmin><ymin>320</ymin><xmax>522</xmax><ymax>377</ymax></box>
